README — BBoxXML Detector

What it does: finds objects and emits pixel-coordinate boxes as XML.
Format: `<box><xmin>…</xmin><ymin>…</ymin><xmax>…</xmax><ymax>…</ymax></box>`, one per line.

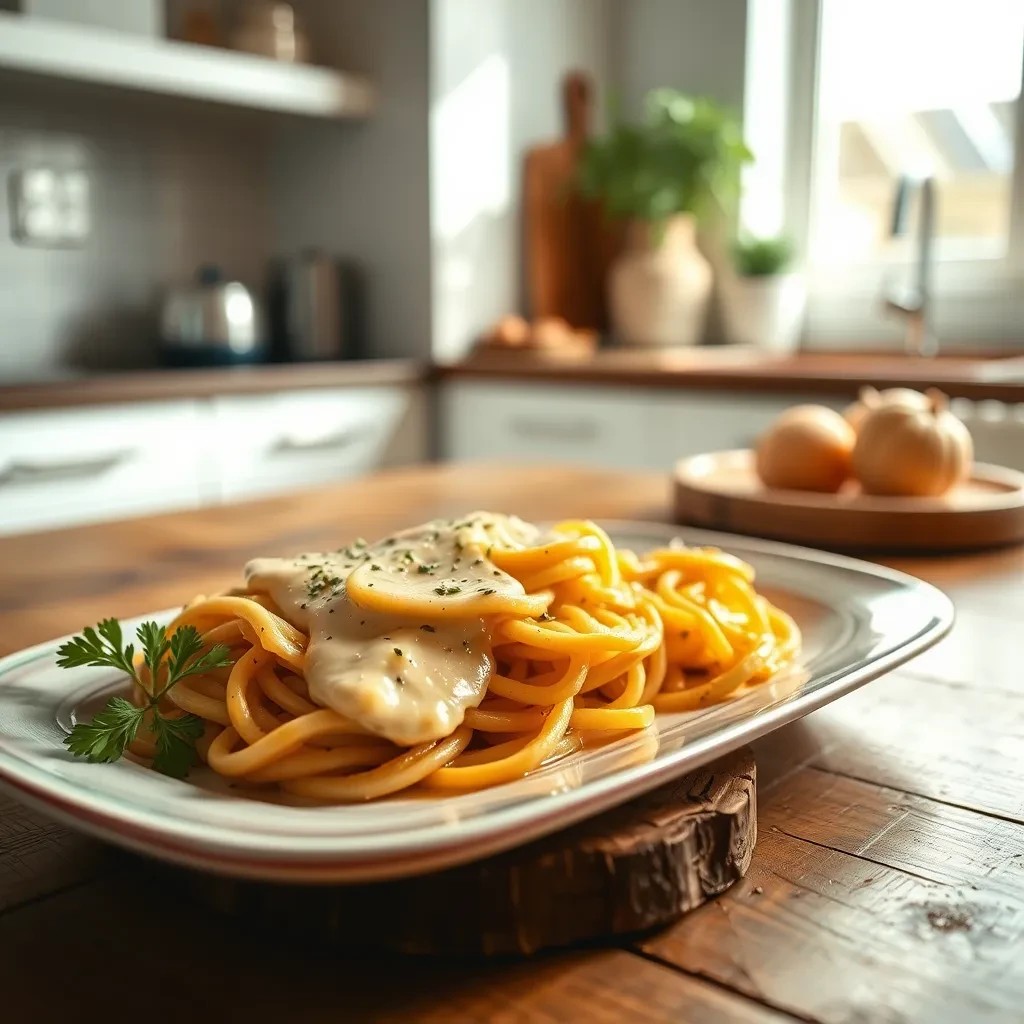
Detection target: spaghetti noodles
<box><xmin>126</xmin><ymin>513</ymin><xmax>799</xmax><ymax>801</ymax></box>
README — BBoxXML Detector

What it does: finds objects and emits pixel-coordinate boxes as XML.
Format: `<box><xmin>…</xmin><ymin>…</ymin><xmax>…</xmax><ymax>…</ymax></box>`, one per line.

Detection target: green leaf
<box><xmin>575</xmin><ymin>87</ymin><xmax>752</xmax><ymax>231</ymax></box>
<box><xmin>732</xmin><ymin>234</ymin><xmax>795</xmax><ymax>276</ymax></box>
<box><xmin>64</xmin><ymin>697</ymin><xmax>145</xmax><ymax>763</ymax></box>
<box><xmin>166</xmin><ymin>625</ymin><xmax>205</xmax><ymax>682</ymax></box>
<box><xmin>150</xmin><ymin>713</ymin><xmax>205</xmax><ymax>779</ymax></box>
<box><xmin>56</xmin><ymin>618</ymin><xmax>138</xmax><ymax>681</ymax></box>
<box><xmin>58</xmin><ymin>615</ymin><xmax>236</xmax><ymax>777</ymax></box>
<box><xmin>96</xmin><ymin>619</ymin><xmax>137</xmax><ymax>677</ymax></box>
<box><xmin>56</xmin><ymin>634</ymin><xmax>106</xmax><ymax>670</ymax></box>
<box><xmin>98</xmin><ymin>618</ymin><xmax>122</xmax><ymax>658</ymax></box>
<box><xmin>166</xmin><ymin>624</ymin><xmax>233</xmax><ymax>687</ymax></box>
<box><xmin>175</xmin><ymin>643</ymin><xmax>233</xmax><ymax>681</ymax></box>
<box><xmin>136</xmin><ymin>620</ymin><xmax>170</xmax><ymax>690</ymax></box>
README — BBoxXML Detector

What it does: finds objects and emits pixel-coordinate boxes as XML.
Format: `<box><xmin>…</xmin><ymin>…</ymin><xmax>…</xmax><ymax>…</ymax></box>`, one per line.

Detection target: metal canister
<box><xmin>268</xmin><ymin>250</ymin><xmax>361</xmax><ymax>362</ymax></box>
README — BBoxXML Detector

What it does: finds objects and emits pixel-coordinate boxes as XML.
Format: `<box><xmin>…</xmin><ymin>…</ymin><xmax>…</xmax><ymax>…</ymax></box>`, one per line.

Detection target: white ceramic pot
<box><xmin>608</xmin><ymin>214</ymin><xmax>713</xmax><ymax>347</ymax></box>
<box><xmin>721</xmin><ymin>271</ymin><xmax>806</xmax><ymax>352</ymax></box>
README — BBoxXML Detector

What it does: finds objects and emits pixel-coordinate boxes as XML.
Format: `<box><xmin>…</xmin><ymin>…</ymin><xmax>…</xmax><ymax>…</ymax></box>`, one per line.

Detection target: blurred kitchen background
<box><xmin>2</xmin><ymin>0</ymin><xmax>1024</xmax><ymax>534</ymax></box>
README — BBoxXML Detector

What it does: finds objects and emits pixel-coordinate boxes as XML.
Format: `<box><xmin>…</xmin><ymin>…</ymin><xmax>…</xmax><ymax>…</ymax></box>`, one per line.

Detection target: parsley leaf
<box><xmin>163</xmin><ymin>625</ymin><xmax>203</xmax><ymax>688</ymax></box>
<box><xmin>59</xmin><ymin>619</ymin><xmax>234</xmax><ymax>778</ymax></box>
<box><xmin>150</xmin><ymin>713</ymin><xmax>205</xmax><ymax>779</ymax></box>
<box><xmin>64</xmin><ymin>697</ymin><xmax>145</xmax><ymax>763</ymax></box>
<box><xmin>137</xmin><ymin>620</ymin><xmax>170</xmax><ymax>691</ymax></box>
<box><xmin>56</xmin><ymin>618</ymin><xmax>138</xmax><ymax>682</ymax></box>
<box><xmin>171</xmin><ymin>631</ymin><xmax>233</xmax><ymax>684</ymax></box>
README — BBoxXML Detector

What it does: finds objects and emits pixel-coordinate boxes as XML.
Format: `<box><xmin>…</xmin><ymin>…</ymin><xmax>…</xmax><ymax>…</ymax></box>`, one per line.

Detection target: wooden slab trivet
<box><xmin>189</xmin><ymin>747</ymin><xmax>755</xmax><ymax>956</ymax></box>
<box><xmin>674</xmin><ymin>449</ymin><xmax>1024</xmax><ymax>552</ymax></box>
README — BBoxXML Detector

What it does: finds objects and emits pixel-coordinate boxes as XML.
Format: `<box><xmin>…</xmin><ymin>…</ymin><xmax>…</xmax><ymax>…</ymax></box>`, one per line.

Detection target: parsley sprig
<box><xmin>57</xmin><ymin>618</ymin><xmax>233</xmax><ymax>778</ymax></box>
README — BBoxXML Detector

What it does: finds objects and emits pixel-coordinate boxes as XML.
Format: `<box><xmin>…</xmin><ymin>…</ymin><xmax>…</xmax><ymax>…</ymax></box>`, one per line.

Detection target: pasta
<box><xmin>126</xmin><ymin>513</ymin><xmax>800</xmax><ymax>802</ymax></box>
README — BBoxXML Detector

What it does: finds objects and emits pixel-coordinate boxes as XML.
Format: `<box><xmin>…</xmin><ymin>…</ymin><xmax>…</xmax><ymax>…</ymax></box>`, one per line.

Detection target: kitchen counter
<box><xmin>6</xmin><ymin>350</ymin><xmax>1024</xmax><ymax>414</ymax></box>
<box><xmin>0</xmin><ymin>462</ymin><xmax>1021</xmax><ymax>1022</ymax></box>
<box><xmin>0</xmin><ymin>359</ymin><xmax>425</xmax><ymax>412</ymax></box>
<box><xmin>439</xmin><ymin>348</ymin><xmax>1024</xmax><ymax>402</ymax></box>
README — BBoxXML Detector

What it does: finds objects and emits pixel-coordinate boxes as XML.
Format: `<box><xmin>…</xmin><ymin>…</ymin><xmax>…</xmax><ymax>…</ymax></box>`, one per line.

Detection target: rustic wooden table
<box><xmin>0</xmin><ymin>464</ymin><xmax>1021</xmax><ymax>1023</ymax></box>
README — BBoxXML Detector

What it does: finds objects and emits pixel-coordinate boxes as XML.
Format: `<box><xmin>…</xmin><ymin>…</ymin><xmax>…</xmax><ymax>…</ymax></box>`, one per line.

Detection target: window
<box><xmin>745</xmin><ymin>0</ymin><xmax>1024</xmax><ymax>344</ymax></box>
<box><xmin>815</xmin><ymin>0</ymin><xmax>1022</xmax><ymax>264</ymax></box>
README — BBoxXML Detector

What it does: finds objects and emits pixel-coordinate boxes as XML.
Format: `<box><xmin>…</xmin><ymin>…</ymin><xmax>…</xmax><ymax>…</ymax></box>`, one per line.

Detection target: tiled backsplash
<box><xmin>0</xmin><ymin>86</ymin><xmax>271</xmax><ymax>380</ymax></box>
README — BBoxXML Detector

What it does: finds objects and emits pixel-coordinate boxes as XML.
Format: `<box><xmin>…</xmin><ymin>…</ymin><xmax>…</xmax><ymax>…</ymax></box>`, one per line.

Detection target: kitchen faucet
<box><xmin>883</xmin><ymin>173</ymin><xmax>938</xmax><ymax>357</ymax></box>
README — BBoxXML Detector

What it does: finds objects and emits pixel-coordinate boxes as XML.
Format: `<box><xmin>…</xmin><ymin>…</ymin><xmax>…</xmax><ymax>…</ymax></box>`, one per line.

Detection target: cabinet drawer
<box><xmin>0</xmin><ymin>401</ymin><xmax>206</xmax><ymax>535</ymax></box>
<box><xmin>442</xmin><ymin>383</ymin><xmax>849</xmax><ymax>472</ymax></box>
<box><xmin>653</xmin><ymin>392</ymin><xmax>847</xmax><ymax>457</ymax></box>
<box><xmin>210</xmin><ymin>387</ymin><xmax>424</xmax><ymax>501</ymax></box>
<box><xmin>441</xmin><ymin>383</ymin><xmax>659</xmax><ymax>469</ymax></box>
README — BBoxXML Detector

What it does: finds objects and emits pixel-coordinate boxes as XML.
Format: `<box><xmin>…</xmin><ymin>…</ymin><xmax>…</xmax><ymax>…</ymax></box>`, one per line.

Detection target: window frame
<box><xmin>745</xmin><ymin>0</ymin><xmax>1024</xmax><ymax>348</ymax></box>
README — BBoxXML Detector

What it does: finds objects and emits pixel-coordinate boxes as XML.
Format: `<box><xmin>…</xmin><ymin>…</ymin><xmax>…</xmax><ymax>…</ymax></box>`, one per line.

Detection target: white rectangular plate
<box><xmin>0</xmin><ymin>523</ymin><xmax>953</xmax><ymax>882</ymax></box>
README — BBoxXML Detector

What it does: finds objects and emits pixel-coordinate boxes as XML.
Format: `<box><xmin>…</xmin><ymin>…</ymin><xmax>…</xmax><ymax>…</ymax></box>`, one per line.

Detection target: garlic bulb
<box><xmin>852</xmin><ymin>389</ymin><xmax>973</xmax><ymax>497</ymax></box>
<box><xmin>756</xmin><ymin>405</ymin><xmax>856</xmax><ymax>493</ymax></box>
<box><xmin>843</xmin><ymin>386</ymin><xmax>932</xmax><ymax>433</ymax></box>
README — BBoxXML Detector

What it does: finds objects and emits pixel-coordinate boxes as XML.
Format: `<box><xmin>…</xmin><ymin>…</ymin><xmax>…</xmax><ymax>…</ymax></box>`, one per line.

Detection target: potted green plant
<box><xmin>577</xmin><ymin>88</ymin><xmax>752</xmax><ymax>346</ymax></box>
<box><xmin>721</xmin><ymin>234</ymin><xmax>805</xmax><ymax>351</ymax></box>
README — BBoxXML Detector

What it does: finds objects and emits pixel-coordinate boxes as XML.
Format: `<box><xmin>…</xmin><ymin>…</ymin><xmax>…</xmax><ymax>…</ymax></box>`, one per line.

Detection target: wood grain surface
<box><xmin>7</xmin><ymin>350</ymin><xmax>1024</xmax><ymax>416</ymax></box>
<box><xmin>673</xmin><ymin>450</ymin><xmax>1024</xmax><ymax>552</ymax></box>
<box><xmin>0</xmin><ymin>463</ymin><xmax>1020</xmax><ymax>1023</ymax></box>
<box><xmin>0</xmin><ymin>358</ymin><xmax>423</xmax><ymax>412</ymax></box>
<box><xmin>438</xmin><ymin>348</ymin><xmax>1024</xmax><ymax>402</ymax></box>
<box><xmin>193</xmin><ymin>748</ymin><xmax>755</xmax><ymax>957</ymax></box>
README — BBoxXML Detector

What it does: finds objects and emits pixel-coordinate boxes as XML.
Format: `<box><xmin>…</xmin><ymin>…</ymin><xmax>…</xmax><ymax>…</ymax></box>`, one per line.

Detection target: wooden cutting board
<box><xmin>190</xmin><ymin>747</ymin><xmax>756</xmax><ymax>956</ymax></box>
<box><xmin>523</xmin><ymin>71</ymin><xmax>619</xmax><ymax>331</ymax></box>
<box><xmin>674</xmin><ymin>449</ymin><xmax>1024</xmax><ymax>552</ymax></box>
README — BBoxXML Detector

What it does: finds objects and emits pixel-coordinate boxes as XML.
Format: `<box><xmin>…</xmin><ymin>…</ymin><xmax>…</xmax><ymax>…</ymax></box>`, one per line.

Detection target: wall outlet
<box><xmin>8</xmin><ymin>167</ymin><xmax>91</xmax><ymax>248</ymax></box>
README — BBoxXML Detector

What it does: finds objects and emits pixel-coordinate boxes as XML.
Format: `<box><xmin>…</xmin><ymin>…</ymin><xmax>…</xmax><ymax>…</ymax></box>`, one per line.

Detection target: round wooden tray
<box><xmin>673</xmin><ymin>450</ymin><xmax>1024</xmax><ymax>552</ymax></box>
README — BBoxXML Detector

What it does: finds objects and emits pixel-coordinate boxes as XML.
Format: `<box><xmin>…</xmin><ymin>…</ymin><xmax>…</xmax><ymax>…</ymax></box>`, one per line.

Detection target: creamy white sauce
<box><xmin>244</xmin><ymin>513</ymin><xmax>539</xmax><ymax>746</ymax></box>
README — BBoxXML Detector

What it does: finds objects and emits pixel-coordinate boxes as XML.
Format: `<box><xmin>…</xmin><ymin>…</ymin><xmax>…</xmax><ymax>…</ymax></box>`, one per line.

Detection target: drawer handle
<box><xmin>507</xmin><ymin>417</ymin><xmax>598</xmax><ymax>442</ymax></box>
<box><xmin>269</xmin><ymin>426</ymin><xmax>370</xmax><ymax>455</ymax></box>
<box><xmin>0</xmin><ymin>449</ymin><xmax>133</xmax><ymax>486</ymax></box>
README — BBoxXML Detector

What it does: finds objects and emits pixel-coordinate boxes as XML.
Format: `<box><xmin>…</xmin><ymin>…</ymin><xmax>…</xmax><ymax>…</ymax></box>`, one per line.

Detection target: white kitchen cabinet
<box><xmin>440</xmin><ymin>381</ymin><xmax>844</xmax><ymax>470</ymax></box>
<box><xmin>950</xmin><ymin>398</ymin><xmax>1024</xmax><ymax>472</ymax></box>
<box><xmin>0</xmin><ymin>400</ymin><xmax>208</xmax><ymax>534</ymax></box>
<box><xmin>652</xmin><ymin>392</ymin><xmax>846</xmax><ymax>458</ymax></box>
<box><xmin>209</xmin><ymin>386</ymin><xmax>427</xmax><ymax>501</ymax></box>
<box><xmin>440</xmin><ymin>382</ymin><xmax>662</xmax><ymax>469</ymax></box>
<box><xmin>0</xmin><ymin>385</ymin><xmax>427</xmax><ymax>534</ymax></box>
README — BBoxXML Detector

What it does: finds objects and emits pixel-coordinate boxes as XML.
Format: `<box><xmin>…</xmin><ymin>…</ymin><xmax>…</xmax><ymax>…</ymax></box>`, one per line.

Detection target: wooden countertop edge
<box><xmin>435</xmin><ymin>360</ymin><xmax>1024</xmax><ymax>402</ymax></box>
<box><xmin>0</xmin><ymin>359</ymin><xmax>427</xmax><ymax>413</ymax></box>
<box><xmin>6</xmin><ymin>355</ymin><xmax>1024</xmax><ymax>411</ymax></box>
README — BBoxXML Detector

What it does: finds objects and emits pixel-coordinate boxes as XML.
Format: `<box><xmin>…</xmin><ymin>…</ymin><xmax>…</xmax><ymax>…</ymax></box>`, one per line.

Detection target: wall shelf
<box><xmin>0</xmin><ymin>12</ymin><xmax>375</xmax><ymax>119</ymax></box>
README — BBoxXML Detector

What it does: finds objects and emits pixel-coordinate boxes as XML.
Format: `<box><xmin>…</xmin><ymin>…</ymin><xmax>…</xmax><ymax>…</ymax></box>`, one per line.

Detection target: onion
<box><xmin>755</xmin><ymin>405</ymin><xmax>856</xmax><ymax>493</ymax></box>
<box><xmin>843</xmin><ymin>386</ymin><xmax>933</xmax><ymax>433</ymax></box>
<box><xmin>852</xmin><ymin>389</ymin><xmax>973</xmax><ymax>497</ymax></box>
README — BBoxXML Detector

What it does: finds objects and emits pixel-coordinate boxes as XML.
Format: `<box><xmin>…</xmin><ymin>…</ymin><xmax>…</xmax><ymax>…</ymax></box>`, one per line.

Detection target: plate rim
<box><xmin>0</xmin><ymin>522</ymin><xmax>955</xmax><ymax>882</ymax></box>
